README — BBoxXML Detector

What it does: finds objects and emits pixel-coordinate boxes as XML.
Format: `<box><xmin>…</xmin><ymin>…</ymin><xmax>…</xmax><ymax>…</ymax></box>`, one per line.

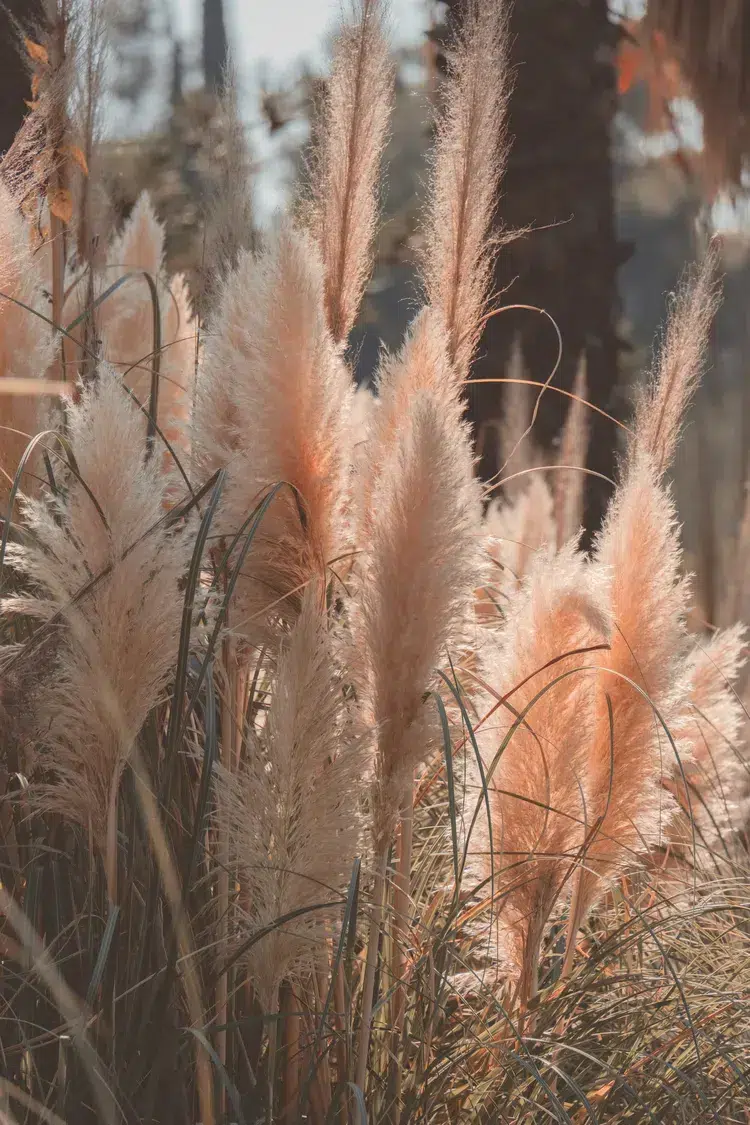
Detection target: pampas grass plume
<box><xmin>670</xmin><ymin>624</ymin><xmax>749</xmax><ymax>853</ymax></box>
<box><xmin>193</xmin><ymin>224</ymin><xmax>352</xmax><ymax>644</ymax></box>
<box><xmin>476</xmin><ymin>543</ymin><xmax>610</xmax><ymax>999</ymax></box>
<box><xmin>358</xmin><ymin>384</ymin><xmax>485</xmax><ymax>846</ymax></box>
<box><xmin>215</xmin><ymin>591</ymin><xmax>367</xmax><ymax>1011</ymax></box>
<box><xmin>309</xmin><ymin>0</ymin><xmax>393</xmax><ymax>343</ymax></box>
<box><xmin>422</xmin><ymin>0</ymin><xmax>511</xmax><ymax>381</ymax></box>
<box><xmin>634</xmin><ymin>247</ymin><xmax>720</xmax><ymax>475</ymax></box>
<box><xmin>4</xmin><ymin>365</ymin><xmax>189</xmax><ymax>892</ymax></box>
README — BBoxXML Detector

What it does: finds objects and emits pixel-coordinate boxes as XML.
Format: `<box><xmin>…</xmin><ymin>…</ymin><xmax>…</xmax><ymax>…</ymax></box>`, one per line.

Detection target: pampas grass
<box><xmin>3</xmin><ymin>364</ymin><xmax>188</xmax><ymax>899</ymax></box>
<box><xmin>67</xmin><ymin>192</ymin><xmax>197</xmax><ymax>463</ymax></box>
<box><xmin>215</xmin><ymin>592</ymin><xmax>366</xmax><ymax>1013</ymax></box>
<box><xmin>359</xmin><ymin>386</ymin><xmax>485</xmax><ymax>848</ymax></box>
<box><xmin>475</xmin><ymin>543</ymin><xmax>611</xmax><ymax>1008</ymax></box>
<box><xmin>669</xmin><ymin>623</ymin><xmax>749</xmax><ymax>859</ymax></box>
<box><xmin>422</xmin><ymin>0</ymin><xmax>511</xmax><ymax>380</ymax></box>
<box><xmin>308</xmin><ymin>0</ymin><xmax>393</xmax><ymax>344</ymax></box>
<box><xmin>193</xmin><ymin>225</ymin><xmax>351</xmax><ymax>646</ymax></box>
<box><xmin>566</xmin><ymin>252</ymin><xmax>720</xmax><ymax>946</ymax></box>
<box><xmin>354</xmin><ymin>383</ymin><xmax>485</xmax><ymax>1083</ymax></box>
<box><xmin>0</xmin><ymin>3</ymin><xmax>748</xmax><ymax>1123</ymax></box>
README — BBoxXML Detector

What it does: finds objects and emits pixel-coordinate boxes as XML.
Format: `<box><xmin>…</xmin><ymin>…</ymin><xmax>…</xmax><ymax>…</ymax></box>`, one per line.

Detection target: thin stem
<box><xmin>283</xmin><ymin>984</ymin><xmax>301</xmax><ymax>1122</ymax></box>
<box><xmin>267</xmin><ymin>988</ymin><xmax>280</xmax><ymax>1125</ymax></box>
<box><xmin>216</xmin><ymin>637</ymin><xmax>238</xmax><ymax>1114</ymax></box>
<box><xmin>355</xmin><ymin>846</ymin><xmax>388</xmax><ymax>1092</ymax></box>
<box><xmin>388</xmin><ymin>784</ymin><xmax>414</xmax><ymax>1117</ymax></box>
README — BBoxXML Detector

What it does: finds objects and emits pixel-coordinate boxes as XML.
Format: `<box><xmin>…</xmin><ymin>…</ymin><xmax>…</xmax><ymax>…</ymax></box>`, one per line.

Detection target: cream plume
<box><xmin>555</xmin><ymin>355</ymin><xmax>589</xmax><ymax>547</ymax></box>
<box><xmin>357</xmin><ymin>388</ymin><xmax>485</xmax><ymax>846</ymax></box>
<box><xmin>633</xmin><ymin>249</ymin><xmax>720</xmax><ymax>475</ymax></box>
<box><xmin>498</xmin><ymin>338</ymin><xmax>541</xmax><ymax>496</ymax></box>
<box><xmin>361</xmin><ymin>308</ymin><xmax>463</xmax><ymax>520</ymax></box>
<box><xmin>579</xmin><ymin>452</ymin><xmax>689</xmax><ymax>914</ymax></box>
<box><xmin>0</xmin><ymin>180</ymin><xmax>56</xmax><ymax>500</ymax></box>
<box><xmin>669</xmin><ymin>625</ymin><xmax>749</xmax><ymax>857</ymax></box>
<box><xmin>421</xmin><ymin>0</ymin><xmax>511</xmax><ymax>381</ymax></box>
<box><xmin>309</xmin><ymin>0</ymin><xmax>393</xmax><ymax>343</ymax></box>
<box><xmin>570</xmin><ymin>258</ymin><xmax>722</xmax><ymax>923</ymax></box>
<box><xmin>214</xmin><ymin>592</ymin><xmax>366</xmax><ymax>1011</ymax></box>
<box><xmin>192</xmin><ymin>225</ymin><xmax>352</xmax><ymax>645</ymax></box>
<box><xmin>4</xmin><ymin>365</ymin><xmax>188</xmax><ymax>871</ymax></box>
<box><xmin>474</xmin><ymin>543</ymin><xmax>610</xmax><ymax>998</ymax></box>
<box><xmin>484</xmin><ymin>474</ymin><xmax>556</xmax><ymax>603</ymax></box>
<box><xmin>68</xmin><ymin>193</ymin><xmax>197</xmax><ymax>466</ymax></box>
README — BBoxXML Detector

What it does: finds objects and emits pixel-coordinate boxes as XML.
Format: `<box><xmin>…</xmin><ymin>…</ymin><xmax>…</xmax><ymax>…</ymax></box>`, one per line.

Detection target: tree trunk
<box><xmin>445</xmin><ymin>0</ymin><xmax>624</xmax><ymax>534</ymax></box>
<box><xmin>203</xmin><ymin>0</ymin><xmax>229</xmax><ymax>92</ymax></box>
<box><xmin>0</xmin><ymin>0</ymin><xmax>45</xmax><ymax>156</ymax></box>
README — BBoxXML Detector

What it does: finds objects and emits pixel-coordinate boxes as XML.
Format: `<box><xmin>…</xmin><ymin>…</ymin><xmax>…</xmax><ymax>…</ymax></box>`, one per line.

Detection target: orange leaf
<box><xmin>31</xmin><ymin>73</ymin><xmax>41</xmax><ymax>99</ymax></box>
<box><xmin>588</xmin><ymin>1081</ymin><xmax>614</xmax><ymax>1102</ymax></box>
<box><xmin>62</xmin><ymin>145</ymin><xmax>89</xmax><ymax>176</ymax></box>
<box><xmin>48</xmin><ymin>187</ymin><xmax>73</xmax><ymax>224</ymax></box>
<box><xmin>617</xmin><ymin>41</ymin><xmax>643</xmax><ymax>94</ymax></box>
<box><xmin>24</xmin><ymin>100</ymin><xmax>40</xmax><ymax>111</ymax></box>
<box><xmin>24</xmin><ymin>38</ymin><xmax>49</xmax><ymax>66</ymax></box>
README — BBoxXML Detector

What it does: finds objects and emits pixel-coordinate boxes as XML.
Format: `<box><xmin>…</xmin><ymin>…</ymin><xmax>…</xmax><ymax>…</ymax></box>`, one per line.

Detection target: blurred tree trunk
<box><xmin>444</xmin><ymin>0</ymin><xmax>624</xmax><ymax>534</ymax></box>
<box><xmin>203</xmin><ymin>0</ymin><xmax>229</xmax><ymax>92</ymax></box>
<box><xmin>0</xmin><ymin>0</ymin><xmax>44</xmax><ymax>156</ymax></box>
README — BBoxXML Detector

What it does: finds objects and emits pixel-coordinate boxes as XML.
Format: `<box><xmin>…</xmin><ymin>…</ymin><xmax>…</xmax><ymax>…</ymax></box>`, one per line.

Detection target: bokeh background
<box><xmin>2</xmin><ymin>0</ymin><xmax>749</xmax><ymax>620</ymax></box>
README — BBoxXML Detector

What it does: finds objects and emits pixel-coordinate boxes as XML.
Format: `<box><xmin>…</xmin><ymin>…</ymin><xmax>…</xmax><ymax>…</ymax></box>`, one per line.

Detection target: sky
<box><xmin>166</xmin><ymin>0</ymin><xmax>431</xmax><ymax>220</ymax></box>
<box><xmin>173</xmin><ymin>0</ymin><xmax>430</xmax><ymax>69</ymax></box>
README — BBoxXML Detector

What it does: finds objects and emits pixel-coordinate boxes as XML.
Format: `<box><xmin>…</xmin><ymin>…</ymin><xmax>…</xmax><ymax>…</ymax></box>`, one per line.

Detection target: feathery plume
<box><xmin>201</xmin><ymin>64</ymin><xmax>257</xmax><ymax>310</ymax></box>
<box><xmin>193</xmin><ymin>225</ymin><xmax>352</xmax><ymax>644</ymax></box>
<box><xmin>0</xmin><ymin>180</ymin><xmax>56</xmax><ymax>500</ymax></box>
<box><xmin>555</xmin><ymin>355</ymin><xmax>590</xmax><ymax>547</ymax></box>
<box><xmin>474</xmin><ymin>543</ymin><xmax>610</xmax><ymax>1001</ymax></box>
<box><xmin>358</xmin><ymin>388</ymin><xmax>485</xmax><ymax>846</ymax></box>
<box><xmin>575</xmin><ymin>452</ymin><xmax>689</xmax><ymax>920</ymax></box>
<box><xmin>354</xmin><ymin>385</ymin><xmax>484</xmax><ymax>1086</ymax></box>
<box><xmin>569</xmin><ymin>259</ymin><xmax>721</xmax><ymax>926</ymax></box>
<box><xmin>350</xmin><ymin>381</ymin><xmax>377</xmax><ymax>450</ymax></box>
<box><xmin>159</xmin><ymin>273</ymin><xmax>198</xmax><ymax>466</ymax></box>
<box><xmin>308</xmin><ymin>0</ymin><xmax>393</xmax><ymax>343</ymax></box>
<box><xmin>360</xmin><ymin>308</ymin><xmax>463</xmax><ymax>521</ymax></box>
<box><xmin>214</xmin><ymin>592</ymin><xmax>366</xmax><ymax>1011</ymax></box>
<box><xmin>669</xmin><ymin>625</ymin><xmax>749</xmax><ymax>856</ymax></box>
<box><xmin>67</xmin><ymin>193</ymin><xmax>197</xmax><ymax>464</ymax></box>
<box><xmin>5</xmin><ymin>365</ymin><xmax>189</xmax><ymax>892</ymax></box>
<box><xmin>498</xmin><ymin>337</ymin><xmax>540</xmax><ymax>495</ymax></box>
<box><xmin>633</xmin><ymin>248</ymin><xmax>720</xmax><ymax>475</ymax></box>
<box><xmin>484</xmin><ymin>474</ymin><xmax>556</xmax><ymax>599</ymax></box>
<box><xmin>421</xmin><ymin>0</ymin><xmax>511</xmax><ymax>381</ymax></box>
